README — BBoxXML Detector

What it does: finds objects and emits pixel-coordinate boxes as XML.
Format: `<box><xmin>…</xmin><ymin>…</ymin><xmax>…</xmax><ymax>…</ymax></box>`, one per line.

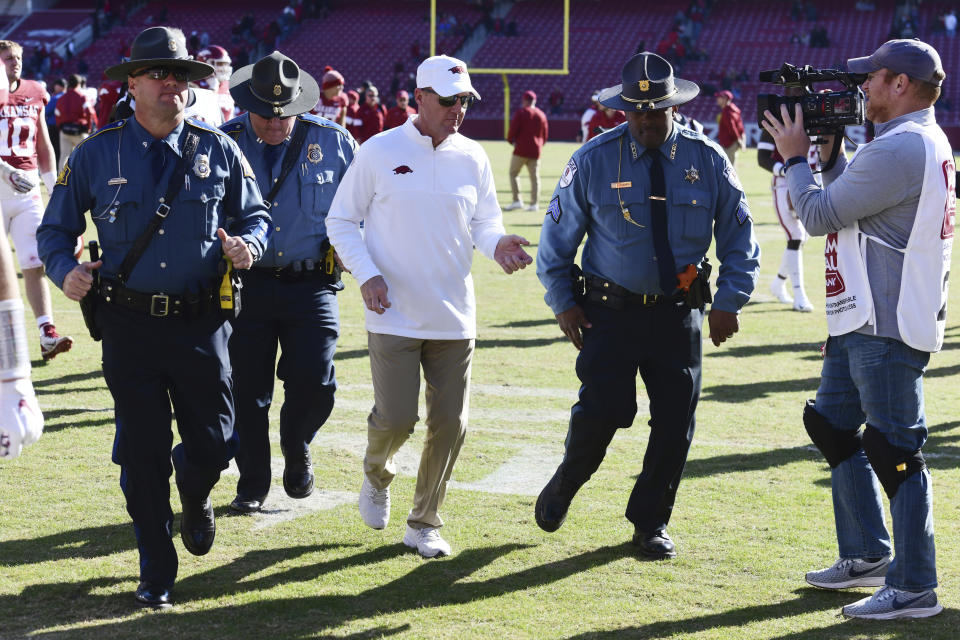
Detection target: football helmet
<box><xmin>197</xmin><ymin>45</ymin><xmax>232</xmax><ymax>83</ymax></box>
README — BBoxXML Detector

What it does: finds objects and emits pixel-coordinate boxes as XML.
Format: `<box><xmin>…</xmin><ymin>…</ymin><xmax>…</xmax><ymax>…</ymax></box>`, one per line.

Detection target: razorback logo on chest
<box><xmin>393</xmin><ymin>165</ymin><xmax>413</xmax><ymax>175</ymax></box>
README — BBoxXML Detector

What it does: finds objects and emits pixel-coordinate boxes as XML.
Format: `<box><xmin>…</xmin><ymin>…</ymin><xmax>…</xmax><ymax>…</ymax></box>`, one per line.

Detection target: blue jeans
<box><xmin>814</xmin><ymin>332</ymin><xmax>936</xmax><ymax>591</ymax></box>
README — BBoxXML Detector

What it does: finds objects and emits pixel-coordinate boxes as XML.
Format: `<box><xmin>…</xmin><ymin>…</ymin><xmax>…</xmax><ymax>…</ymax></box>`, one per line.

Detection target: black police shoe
<box><xmin>134</xmin><ymin>582</ymin><xmax>173</xmax><ymax>609</ymax></box>
<box><xmin>632</xmin><ymin>528</ymin><xmax>677</xmax><ymax>560</ymax></box>
<box><xmin>229</xmin><ymin>494</ymin><xmax>267</xmax><ymax>515</ymax></box>
<box><xmin>535</xmin><ymin>467</ymin><xmax>581</xmax><ymax>532</ymax></box>
<box><xmin>179</xmin><ymin>493</ymin><xmax>216</xmax><ymax>556</ymax></box>
<box><xmin>282</xmin><ymin>445</ymin><xmax>314</xmax><ymax>499</ymax></box>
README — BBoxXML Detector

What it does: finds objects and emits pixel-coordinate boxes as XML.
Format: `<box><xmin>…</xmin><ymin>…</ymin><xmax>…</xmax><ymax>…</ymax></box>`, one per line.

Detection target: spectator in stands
<box><xmin>384</xmin><ymin>90</ymin><xmax>416</xmax><ymax>130</ymax></box>
<box><xmin>946</xmin><ymin>10</ymin><xmax>957</xmax><ymax>37</ymax></box>
<box><xmin>549</xmin><ymin>89</ymin><xmax>564</xmax><ymax>116</ymax></box>
<box><xmin>54</xmin><ymin>74</ymin><xmax>97</xmax><ymax>171</ymax></box>
<box><xmin>505</xmin><ymin>90</ymin><xmax>548</xmax><ymax>212</ymax></box>
<box><xmin>810</xmin><ymin>25</ymin><xmax>830</xmax><ymax>48</ymax></box>
<box><xmin>586</xmin><ymin>105</ymin><xmax>625</xmax><ymax>141</ymax></box>
<box><xmin>791</xmin><ymin>0</ymin><xmax>803</xmax><ymax>22</ymax></box>
<box><xmin>714</xmin><ymin>90</ymin><xmax>745</xmax><ymax>166</ymax></box>
<box><xmin>45</xmin><ymin>78</ymin><xmax>66</xmax><ymax>163</ymax></box>
<box><xmin>356</xmin><ymin>86</ymin><xmax>383</xmax><ymax>143</ymax></box>
<box><xmin>579</xmin><ymin>91</ymin><xmax>599</xmax><ymax>143</ymax></box>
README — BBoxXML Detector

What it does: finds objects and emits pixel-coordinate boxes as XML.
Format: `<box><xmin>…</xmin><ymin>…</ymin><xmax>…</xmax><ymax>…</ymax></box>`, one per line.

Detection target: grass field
<box><xmin>2</xmin><ymin>140</ymin><xmax>960</xmax><ymax>639</ymax></box>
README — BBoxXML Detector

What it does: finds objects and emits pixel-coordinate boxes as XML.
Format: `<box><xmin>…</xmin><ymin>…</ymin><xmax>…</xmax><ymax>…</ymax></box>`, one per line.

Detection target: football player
<box><xmin>196</xmin><ymin>45</ymin><xmax>235</xmax><ymax>122</ymax></box>
<box><xmin>0</xmin><ymin>40</ymin><xmax>72</xmax><ymax>360</ymax></box>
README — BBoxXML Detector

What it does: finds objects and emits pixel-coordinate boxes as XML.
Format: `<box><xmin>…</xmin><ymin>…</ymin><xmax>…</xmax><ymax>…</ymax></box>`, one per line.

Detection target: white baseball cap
<box><xmin>416</xmin><ymin>55</ymin><xmax>481</xmax><ymax>100</ymax></box>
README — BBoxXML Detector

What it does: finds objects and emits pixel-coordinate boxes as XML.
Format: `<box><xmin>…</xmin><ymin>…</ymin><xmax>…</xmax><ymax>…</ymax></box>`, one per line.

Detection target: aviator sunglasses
<box><xmin>132</xmin><ymin>66</ymin><xmax>190</xmax><ymax>82</ymax></box>
<box><xmin>422</xmin><ymin>87</ymin><xmax>475</xmax><ymax>109</ymax></box>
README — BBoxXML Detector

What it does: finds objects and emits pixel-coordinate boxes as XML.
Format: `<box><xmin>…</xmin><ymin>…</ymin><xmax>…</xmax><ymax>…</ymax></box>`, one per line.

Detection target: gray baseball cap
<box><xmin>847</xmin><ymin>39</ymin><xmax>944</xmax><ymax>86</ymax></box>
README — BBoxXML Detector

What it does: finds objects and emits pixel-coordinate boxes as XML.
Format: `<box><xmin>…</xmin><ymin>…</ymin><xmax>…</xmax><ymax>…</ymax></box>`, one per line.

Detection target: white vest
<box><xmin>824</xmin><ymin>120</ymin><xmax>956</xmax><ymax>352</ymax></box>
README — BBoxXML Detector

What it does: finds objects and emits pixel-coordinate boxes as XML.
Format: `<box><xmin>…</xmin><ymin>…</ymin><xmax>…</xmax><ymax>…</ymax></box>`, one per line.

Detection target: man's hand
<box><xmin>360</xmin><ymin>275</ymin><xmax>391</xmax><ymax>314</ymax></box>
<box><xmin>494</xmin><ymin>234</ymin><xmax>533</xmax><ymax>274</ymax></box>
<box><xmin>708</xmin><ymin>308</ymin><xmax>739</xmax><ymax>347</ymax></box>
<box><xmin>556</xmin><ymin>304</ymin><xmax>592</xmax><ymax>350</ymax></box>
<box><xmin>217</xmin><ymin>228</ymin><xmax>253</xmax><ymax>270</ymax></box>
<box><xmin>761</xmin><ymin>103</ymin><xmax>811</xmax><ymax>162</ymax></box>
<box><xmin>63</xmin><ymin>260</ymin><xmax>102</xmax><ymax>301</ymax></box>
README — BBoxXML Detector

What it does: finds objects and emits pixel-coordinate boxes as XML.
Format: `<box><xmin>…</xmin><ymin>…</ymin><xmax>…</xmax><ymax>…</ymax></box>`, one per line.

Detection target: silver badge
<box><xmin>307</xmin><ymin>143</ymin><xmax>323</xmax><ymax>164</ymax></box>
<box><xmin>168</xmin><ymin>39</ymin><xmax>178</xmax><ymax>52</ymax></box>
<box><xmin>684</xmin><ymin>165</ymin><xmax>700</xmax><ymax>184</ymax></box>
<box><xmin>193</xmin><ymin>154</ymin><xmax>211</xmax><ymax>179</ymax></box>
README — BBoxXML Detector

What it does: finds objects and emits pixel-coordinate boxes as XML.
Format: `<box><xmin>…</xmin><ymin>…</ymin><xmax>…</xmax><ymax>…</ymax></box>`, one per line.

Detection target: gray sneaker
<box><xmin>842</xmin><ymin>585</ymin><xmax>943</xmax><ymax>620</ymax></box>
<box><xmin>805</xmin><ymin>557</ymin><xmax>890</xmax><ymax>589</ymax></box>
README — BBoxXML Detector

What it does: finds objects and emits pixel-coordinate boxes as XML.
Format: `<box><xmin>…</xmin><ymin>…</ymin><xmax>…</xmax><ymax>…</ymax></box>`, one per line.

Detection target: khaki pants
<box><xmin>59</xmin><ymin>131</ymin><xmax>88</xmax><ymax>171</ymax></box>
<box><xmin>509</xmin><ymin>154</ymin><xmax>540</xmax><ymax>206</ymax></box>
<box><xmin>723</xmin><ymin>141</ymin><xmax>742</xmax><ymax>167</ymax></box>
<box><xmin>364</xmin><ymin>332</ymin><xmax>474</xmax><ymax>529</ymax></box>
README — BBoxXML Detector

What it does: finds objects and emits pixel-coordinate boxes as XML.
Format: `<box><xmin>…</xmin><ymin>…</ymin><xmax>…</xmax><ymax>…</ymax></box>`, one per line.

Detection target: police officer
<box><xmin>37</xmin><ymin>26</ymin><xmax>271</xmax><ymax>609</ymax></box>
<box><xmin>535</xmin><ymin>53</ymin><xmax>760</xmax><ymax>558</ymax></box>
<box><xmin>222</xmin><ymin>52</ymin><xmax>356</xmax><ymax>514</ymax></box>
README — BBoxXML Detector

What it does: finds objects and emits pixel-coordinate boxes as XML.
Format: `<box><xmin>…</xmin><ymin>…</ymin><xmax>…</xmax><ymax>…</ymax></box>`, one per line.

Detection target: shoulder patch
<box><xmin>546</xmin><ymin>195</ymin><xmax>562</xmax><ymax>223</ymax></box>
<box><xmin>724</xmin><ymin>163</ymin><xmax>744</xmax><ymax>192</ymax></box>
<box><xmin>220</xmin><ymin>121</ymin><xmax>244</xmax><ymax>139</ymax></box>
<box><xmin>239</xmin><ymin>151</ymin><xmax>256</xmax><ymax>179</ymax></box>
<box><xmin>678</xmin><ymin>127</ymin><xmax>702</xmax><ymax>141</ymax></box>
<box><xmin>559</xmin><ymin>158</ymin><xmax>577</xmax><ymax>188</ymax></box>
<box><xmin>56</xmin><ymin>163</ymin><xmax>70</xmax><ymax>186</ymax></box>
<box><xmin>736</xmin><ymin>201</ymin><xmax>751</xmax><ymax>225</ymax></box>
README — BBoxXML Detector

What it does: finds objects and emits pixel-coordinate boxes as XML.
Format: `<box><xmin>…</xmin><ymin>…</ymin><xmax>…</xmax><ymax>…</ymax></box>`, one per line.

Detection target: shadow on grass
<box><xmin>704</xmin><ymin>342</ymin><xmax>822</xmax><ymax>359</ymax></box>
<box><xmin>0</xmin><ymin>521</ymin><xmax>134</xmax><ymax>567</ymax></box>
<box><xmin>561</xmin><ymin>588</ymin><xmax>954</xmax><ymax>639</ymax></box>
<box><xmin>476</xmin><ymin>336</ymin><xmax>567</xmax><ymax>349</ymax></box>
<box><xmin>33</xmin><ymin>369</ymin><xmax>104</xmax><ymax>388</ymax></box>
<box><xmin>25</xmin><ymin>542</ymin><xmax>631</xmax><ymax>638</ymax></box>
<box><xmin>701</xmin><ymin>376</ymin><xmax>821</xmax><ymax>402</ymax></box>
<box><xmin>683</xmin><ymin>445</ymin><xmax>816</xmax><ymax>479</ymax></box>
<box><xmin>492</xmin><ymin>318</ymin><xmax>556</xmax><ymax>329</ymax></box>
<box><xmin>39</xmin><ymin>407</ymin><xmax>113</xmax><ymax>432</ymax></box>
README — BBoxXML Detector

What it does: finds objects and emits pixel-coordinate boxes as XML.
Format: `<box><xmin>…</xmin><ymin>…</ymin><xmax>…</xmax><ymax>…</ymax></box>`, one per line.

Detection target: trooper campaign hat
<box><xmin>230</xmin><ymin>51</ymin><xmax>320</xmax><ymax>118</ymax></box>
<box><xmin>847</xmin><ymin>39</ymin><xmax>944</xmax><ymax>86</ymax></box>
<box><xmin>598</xmin><ymin>52</ymin><xmax>699</xmax><ymax>111</ymax></box>
<box><xmin>105</xmin><ymin>26</ymin><xmax>214</xmax><ymax>82</ymax></box>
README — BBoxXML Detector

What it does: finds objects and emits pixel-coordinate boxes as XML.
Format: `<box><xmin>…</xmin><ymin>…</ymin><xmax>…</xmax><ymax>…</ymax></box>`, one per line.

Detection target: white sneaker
<box><xmin>358</xmin><ymin>477</ymin><xmax>390</xmax><ymax>529</ymax></box>
<box><xmin>769</xmin><ymin>278</ymin><xmax>793</xmax><ymax>305</ymax></box>
<box><xmin>504</xmin><ymin>200</ymin><xmax>523</xmax><ymax>211</ymax></box>
<box><xmin>524</xmin><ymin>203</ymin><xmax>539</xmax><ymax>211</ymax></box>
<box><xmin>805</xmin><ymin>557</ymin><xmax>890</xmax><ymax>589</ymax></box>
<box><xmin>402</xmin><ymin>525</ymin><xmax>451</xmax><ymax>558</ymax></box>
<box><xmin>793</xmin><ymin>293</ymin><xmax>814</xmax><ymax>312</ymax></box>
<box><xmin>842</xmin><ymin>585</ymin><xmax>942</xmax><ymax>619</ymax></box>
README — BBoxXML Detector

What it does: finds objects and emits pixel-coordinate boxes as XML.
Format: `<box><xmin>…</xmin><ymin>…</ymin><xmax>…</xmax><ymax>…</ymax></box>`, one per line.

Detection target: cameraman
<box><xmin>763</xmin><ymin>39</ymin><xmax>952</xmax><ymax>620</ymax></box>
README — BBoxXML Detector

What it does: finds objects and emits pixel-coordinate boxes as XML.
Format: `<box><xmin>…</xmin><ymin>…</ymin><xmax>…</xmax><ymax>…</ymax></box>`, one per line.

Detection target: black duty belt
<box><xmin>98</xmin><ymin>279</ymin><xmax>219</xmax><ymax>319</ymax></box>
<box><xmin>585</xmin><ymin>275</ymin><xmax>677</xmax><ymax>310</ymax></box>
<box><xmin>251</xmin><ymin>260</ymin><xmax>340</xmax><ymax>284</ymax></box>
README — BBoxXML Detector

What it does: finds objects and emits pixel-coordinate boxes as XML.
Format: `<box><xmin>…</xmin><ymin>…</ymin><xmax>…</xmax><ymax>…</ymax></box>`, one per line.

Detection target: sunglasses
<box><xmin>423</xmin><ymin>87</ymin><xmax>475</xmax><ymax>109</ymax></box>
<box><xmin>133</xmin><ymin>66</ymin><xmax>190</xmax><ymax>82</ymax></box>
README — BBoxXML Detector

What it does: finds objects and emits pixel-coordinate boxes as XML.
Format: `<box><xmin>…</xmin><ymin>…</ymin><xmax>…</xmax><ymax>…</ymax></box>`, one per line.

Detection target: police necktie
<box><xmin>264</xmin><ymin>141</ymin><xmax>282</xmax><ymax>183</ymax></box>
<box><xmin>646</xmin><ymin>149</ymin><xmax>677</xmax><ymax>295</ymax></box>
<box><xmin>150</xmin><ymin>140</ymin><xmax>170</xmax><ymax>184</ymax></box>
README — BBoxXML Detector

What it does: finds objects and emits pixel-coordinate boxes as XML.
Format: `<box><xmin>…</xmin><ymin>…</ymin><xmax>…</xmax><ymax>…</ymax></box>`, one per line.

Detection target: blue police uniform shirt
<box><xmin>38</xmin><ymin>116</ymin><xmax>271</xmax><ymax>293</ymax></box>
<box><xmin>537</xmin><ymin>121</ymin><xmax>760</xmax><ymax>315</ymax></box>
<box><xmin>221</xmin><ymin>112</ymin><xmax>357</xmax><ymax>268</ymax></box>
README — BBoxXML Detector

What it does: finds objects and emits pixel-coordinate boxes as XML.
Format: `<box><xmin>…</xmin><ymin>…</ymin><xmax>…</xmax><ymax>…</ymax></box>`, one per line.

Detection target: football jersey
<box><xmin>1</xmin><ymin>79</ymin><xmax>49</xmax><ymax>170</ymax></box>
<box><xmin>311</xmin><ymin>93</ymin><xmax>346</xmax><ymax>123</ymax></box>
<box><xmin>216</xmin><ymin>81</ymin><xmax>235</xmax><ymax>122</ymax></box>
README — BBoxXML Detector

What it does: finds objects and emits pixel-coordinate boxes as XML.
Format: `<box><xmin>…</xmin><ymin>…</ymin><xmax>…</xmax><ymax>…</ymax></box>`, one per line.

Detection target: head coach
<box><xmin>763</xmin><ymin>39</ymin><xmax>953</xmax><ymax>620</ymax></box>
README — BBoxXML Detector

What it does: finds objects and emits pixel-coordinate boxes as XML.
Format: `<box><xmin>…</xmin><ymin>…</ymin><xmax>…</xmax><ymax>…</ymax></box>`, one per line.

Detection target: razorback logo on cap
<box><xmin>448</xmin><ymin>66</ymin><xmax>464</xmax><ymax>74</ymax></box>
<box><xmin>393</xmin><ymin>165</ymin><xmax>413</xmax><ymax>175</ymax></box>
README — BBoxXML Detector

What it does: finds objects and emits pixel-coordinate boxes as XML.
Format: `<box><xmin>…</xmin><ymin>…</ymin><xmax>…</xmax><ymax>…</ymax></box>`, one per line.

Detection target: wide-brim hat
<box><xmin>598</xmin><ymin>52</ymin><xmax>699</xmax><ymax>111</ymax></box>
<box><xmin>230</xmin><ymin>51</ymin><xmax>320</xmax><ymax>118</ymax></box>
<box><xmin>105</xmin><ymin>26</ymin><xmax>213</xmax><ymax>82</ymax></box>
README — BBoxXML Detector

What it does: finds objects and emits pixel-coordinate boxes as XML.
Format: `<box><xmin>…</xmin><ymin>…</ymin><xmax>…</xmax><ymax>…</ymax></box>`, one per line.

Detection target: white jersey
<box><xmin>184</xmin><ymin>87</ymin><xmax>223</xmax><ymax>127</ymax></box>
<box><xmin>825</xmin><ymin>120</ymin><xmax>955</xmax><ymax>352</ymax></box>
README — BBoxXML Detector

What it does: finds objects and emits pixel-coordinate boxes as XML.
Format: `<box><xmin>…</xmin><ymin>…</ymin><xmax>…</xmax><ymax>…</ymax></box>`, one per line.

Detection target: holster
<box><xmin>571</xmin><ymin>264</ymin><xmax>586</xmax><ymax>305</ymax></box>
<box><xmin>79</xmin><ymin>241</ymin><xmax>102</xmax><ymax>341</ymax></box>
<box><xmin>218</xmin><ymin>258</ymin><xmax>242</xmax><ymax>319</ymax></box>
<box><xmin>683</xmin><ymin>258</ymin><xmax>713</xmax><ymax>309</ymax></box>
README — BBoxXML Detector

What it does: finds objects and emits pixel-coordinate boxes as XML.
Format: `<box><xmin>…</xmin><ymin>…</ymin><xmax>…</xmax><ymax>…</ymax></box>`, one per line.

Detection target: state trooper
<box><xmin>222</xmin><ymin>52</ymin><xmax>356</xmax><ymax>514</ymax></box>
<box><xmin>535</xmin><ymin>52</ymin><xmax>760</xmax><ymax>558</ymax></box>
<box><xmin>37</xmin><ymin>26</ymin><xmax>271</xmax><ymax>609</ymax></box>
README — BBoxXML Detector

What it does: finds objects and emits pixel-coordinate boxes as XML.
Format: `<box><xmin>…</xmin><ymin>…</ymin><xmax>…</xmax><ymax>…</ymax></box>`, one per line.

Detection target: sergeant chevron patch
<box><xmin>547</xmin><ymin>196</ymin><xmax>562</xmax><ymax>223</ymax></box>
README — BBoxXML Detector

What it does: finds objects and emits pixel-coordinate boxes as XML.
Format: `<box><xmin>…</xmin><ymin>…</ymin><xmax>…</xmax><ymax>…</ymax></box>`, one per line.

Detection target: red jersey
<box><xmin>586</xmin><ymin>110</ymin><xmax>625</xmax><ymax>141</ymax></box>
<box><xmin>383</xmin><ymin>105</ymin><xmax>416</xmax><ymax>130</ymax></box>
<box><xmin>1</xmin><ymin>79</ymin><xmax>49</xmax><ymax>170</ymax></box>
<box><xmin>311</xmin><ymin>93</ymin><xmax>347</xmax><ymax>124</ymax></box>
<box><xmin>508</xmin><ymin>105</ymin><xmax>548</xmax><ymax>159</ymax></box>
<box><xmin>96</xmin><ymin>80</ymin><xmax>124</xmax><ymax>127</ymax></box>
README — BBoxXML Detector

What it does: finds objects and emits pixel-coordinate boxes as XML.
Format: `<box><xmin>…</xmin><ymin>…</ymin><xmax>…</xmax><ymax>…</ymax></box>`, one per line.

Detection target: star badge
<box><xmin>684</xmin><ymin>165</ymin><xmax>700</xmax><ymax>184</ymax></box>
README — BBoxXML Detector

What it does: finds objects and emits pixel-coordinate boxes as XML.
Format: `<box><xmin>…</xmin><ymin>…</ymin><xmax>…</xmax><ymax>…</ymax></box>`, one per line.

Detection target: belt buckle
<box><xmin>642</xmin><ymin>294</ymin><xmax>658</xmax><ymax>306</ymax></box>
<box><xmin>150</xmin><ymin>294</ymin><xmax>170</xmax><ymax>317</ymax></box>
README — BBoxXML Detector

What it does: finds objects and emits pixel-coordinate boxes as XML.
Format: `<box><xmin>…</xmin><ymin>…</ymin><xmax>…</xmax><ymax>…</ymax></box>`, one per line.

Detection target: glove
<box><xmin>0</xmin><ymin>378</ymin><xmax>43</xmax><ymax>459</ymax></box>
<box><xmin>0</xmin><ymin>165</ymin><xmax>37</xmax><ymax>194</ymax></box>
<box><xmin>41</xmin><ymin>170</ymin><xmax>57</xmax><ymax>194</ymax></box>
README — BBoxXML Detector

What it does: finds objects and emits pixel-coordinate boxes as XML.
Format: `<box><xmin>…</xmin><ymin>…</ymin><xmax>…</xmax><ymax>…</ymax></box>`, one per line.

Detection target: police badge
<box><xmin>307</xmin><ymin>143</ymin><xmax>323</xmax><ymax>164</ymax></box>
<box><xmin>193</xmin><ymin>154</ymin><xmax>211</xmax><ymax>179</ymax></box>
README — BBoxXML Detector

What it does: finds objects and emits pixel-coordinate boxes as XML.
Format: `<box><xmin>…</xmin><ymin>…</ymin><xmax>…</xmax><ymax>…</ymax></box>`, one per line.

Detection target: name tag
<box><xmin>610</xmin><ymin>181</ymin><xmax>632</xmax><ymax>189</ymax></box>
